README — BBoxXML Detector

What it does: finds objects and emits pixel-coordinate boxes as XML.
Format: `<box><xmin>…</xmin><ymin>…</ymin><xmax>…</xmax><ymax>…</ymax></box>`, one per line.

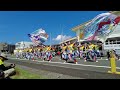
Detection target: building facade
<box><xmin>72</xmin><ymin>21</ymin><xmax>90</xmax><ymax>42</ymax></box>
<box><xmin>59</xmin><ymin>37</ymin><xmax>77</xmax><ymax>44</ymax></box>
<box><xmin>0</xmin><ymin>43</ymin><xmax>15</xmax><ymax>53</ymax></box>
<box><xmin>15</xmin><ymin>41</ymin><xmax>35</xmax><ymax>49</ymax></box>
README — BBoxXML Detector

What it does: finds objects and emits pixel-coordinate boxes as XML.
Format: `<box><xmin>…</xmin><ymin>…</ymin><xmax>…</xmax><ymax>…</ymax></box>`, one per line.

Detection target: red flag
<box><xmin>114</xmin><ymin>16</ymin><xmax>120</xmax><ymax>25</ymax></box>
<box><xmin>98</xmin><ymin>19</ymin><xmax>111</xmax><ymax>30</ymax></box>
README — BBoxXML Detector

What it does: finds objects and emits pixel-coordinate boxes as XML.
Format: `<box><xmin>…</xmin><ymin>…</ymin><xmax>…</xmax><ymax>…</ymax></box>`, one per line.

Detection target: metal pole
<box><xmin>61</xmin><ymin>24</ymin><xmax>63</xmax><ymax>42</ymax></box>
<box><xmin>79</xmin><ymin>28</ymin><xmax>81</xmax><ymax>46</ymax></box>
<box><xmin>60</xmin><ymin>24</ymin><xmax>63</xmax><ymax>61</ymax></box>
<box><xmin>50</xmin><ymin>33</ymin><xmax>51</xmax><ymax>47</ymax></box>
<box><xmin>23</xmin><ymin>40</ymin><xmax>25</xmax><ymax>49</ymax></box>
<box><xmin>23</xmin><ymin>41</ymin><xmax>24</xmax><ymax>50</ymax></box>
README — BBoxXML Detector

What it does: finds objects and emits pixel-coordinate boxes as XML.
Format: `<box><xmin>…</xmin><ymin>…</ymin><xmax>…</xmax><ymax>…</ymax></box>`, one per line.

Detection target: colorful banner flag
<box><xmin>28</xmin><ymin>28</ymin><xmax>49</xmax><ymax>45</ymax></box>
<box><xmin>83</xmin><ymin>12</ymin><xmax>120</xmax><ymax>42</ymax></box>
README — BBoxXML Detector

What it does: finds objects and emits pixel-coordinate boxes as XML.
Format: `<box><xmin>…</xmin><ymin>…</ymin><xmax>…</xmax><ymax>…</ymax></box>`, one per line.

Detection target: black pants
<box><xmin>107</xmin><ymin>55</ymin><xmax>110</xmax><ymax>60</ymax></box>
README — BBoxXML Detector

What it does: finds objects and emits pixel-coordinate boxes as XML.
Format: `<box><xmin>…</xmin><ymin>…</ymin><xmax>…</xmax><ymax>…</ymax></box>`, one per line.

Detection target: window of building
<box><xmin>105</xmin><ymin>42</ymin><xmax>108</xmax><ymax>45</ymax></box>
<box><xmin>117</xmin><ymin>41</ymin><xmax>120</xmax><ymax>44</ymax></box>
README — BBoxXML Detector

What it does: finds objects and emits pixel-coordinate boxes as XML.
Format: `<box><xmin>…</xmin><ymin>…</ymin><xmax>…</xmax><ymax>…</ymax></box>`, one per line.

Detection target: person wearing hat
<box><xmin>0</xmin><ymin>53</ymin><xmax>16</xmax><ymax>79</ymax></box>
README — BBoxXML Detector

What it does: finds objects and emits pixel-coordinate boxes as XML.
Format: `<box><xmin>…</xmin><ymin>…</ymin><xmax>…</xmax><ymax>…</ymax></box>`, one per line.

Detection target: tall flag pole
<box><xmin>61</xmin><ymin>24</ymin><xmax>63</xmax><ymax>43</ymax></box>
<box><xmin>50</xmin><ymin>32</ymin><xmax>51</xmax><ymax>47</ymax></box>
<box><xmin>60</xmin><ymin>24</ymin><xmax>63</xmax><ymax>43</ymax></box>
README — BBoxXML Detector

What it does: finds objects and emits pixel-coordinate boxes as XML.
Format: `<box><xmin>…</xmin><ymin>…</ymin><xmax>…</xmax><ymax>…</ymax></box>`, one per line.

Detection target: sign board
<box><xmin>104</xmin><ymin>44</ymin><xmax>120</xmax><ymax>50</ymax></box>
<box><xmin>104</xmin><ymin>44</ymin><xmax>120</xmax><ymax>55</ymax></box>
<box><xmin>115</xmin><ymin>49</ymin><xmax>120</xmax><ymax>55</ymax></box>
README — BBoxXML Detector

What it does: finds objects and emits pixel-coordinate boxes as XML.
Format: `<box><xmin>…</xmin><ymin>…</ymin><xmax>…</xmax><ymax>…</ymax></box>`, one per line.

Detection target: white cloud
<box><xmin>53</xmin><ymin>35</ymin><xmax>72</xmax><ymax>41</ymax></box>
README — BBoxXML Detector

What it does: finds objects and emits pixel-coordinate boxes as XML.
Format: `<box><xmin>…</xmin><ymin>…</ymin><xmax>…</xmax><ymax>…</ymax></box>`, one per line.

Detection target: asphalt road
<box><xmin>6</xmin><ymin>56</ymin><xmax>120</xmax><ymax>79</ymax></box>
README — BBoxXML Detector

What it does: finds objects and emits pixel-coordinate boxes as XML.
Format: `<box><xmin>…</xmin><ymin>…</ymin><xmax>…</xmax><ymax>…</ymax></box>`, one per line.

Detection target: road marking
<box><xmin>73</xmin><ymin>58</ymin><xmax>108</xmax><ymax>61</ymax></box>
<box><xmin>8</xmin><ymin>57</ymin><xmax>120</xmax><ymax>69</ymax></box>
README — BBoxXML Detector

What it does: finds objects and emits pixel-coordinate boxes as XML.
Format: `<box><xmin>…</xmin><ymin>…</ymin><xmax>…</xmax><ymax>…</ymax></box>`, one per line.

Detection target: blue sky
<box><xmin>0</xmin><ymin>11</ymin><xmax>107</xmax><ymax>45</ymax></box>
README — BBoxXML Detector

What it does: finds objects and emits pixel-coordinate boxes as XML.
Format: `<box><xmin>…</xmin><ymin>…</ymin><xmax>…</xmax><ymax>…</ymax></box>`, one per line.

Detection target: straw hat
<box><xmin>0</xmin><ymin>53</ymin><xmax>8</xmax><ymax>60</ymax></box>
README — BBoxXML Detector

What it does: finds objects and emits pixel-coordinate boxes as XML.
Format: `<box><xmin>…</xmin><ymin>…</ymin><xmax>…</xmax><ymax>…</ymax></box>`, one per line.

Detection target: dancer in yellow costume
<box><xmin>78</xmin><ymin>44</ymin><xmax>84</xmax><ymax>59</ymax></box>
<box><xmin>29</xmin><ymin>48</ymin><xmax>32</xmax><ymax>53</ymax></box>
<box><xmin>67</xmin><ymin>42</ymin><xmax>78</xmax><ymax>64</ymax></box>
<box><xmin>46</xmin><ymin>46</ymin><xmax>52</xmax><ymax>61</ymax></box>
<box><xmin>80</xmin><ymin>45</ymin><xmax>84</xmax><ymax>51</ymax></box>
<box><xmin>61</xmin><ymin>43</ymin><xmax>67</xmax><ymax>61</ymax></box>
<box><xmin>62</xmin><ymin>44</ymin><xmax>67</xmax><ymax>53</ymax></box>
<box><xmin>68</xmin><ymin>43</ymin><xmax>74</xmax><ymax>54</ymax></box>
<box><xmin>88</xmin><ymin>43</ymin><xmax>95</xmax><ymax>51</ymax></box>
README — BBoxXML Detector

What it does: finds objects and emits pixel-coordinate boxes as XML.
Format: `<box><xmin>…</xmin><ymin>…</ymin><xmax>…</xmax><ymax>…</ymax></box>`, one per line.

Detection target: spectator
<box><xmin>0</xmin><ymin>53</ymin><xmax>16</xmax><ymax>79</ymax></box>
<box><xmin>106</xmin><ymin>50</ymin><xmax>110</xmax><ymax>60</ymax></box>
<box><xmin>113</xmin><ymin>50</ymin><xmax>119</xmax><ymax>60</ymax></box>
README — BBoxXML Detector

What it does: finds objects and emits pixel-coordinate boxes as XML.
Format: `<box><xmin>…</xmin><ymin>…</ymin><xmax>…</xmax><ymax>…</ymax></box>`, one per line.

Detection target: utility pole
<box><xmin>23</xmin><ymin>41</ymin><xmax>24</xmax><ymax>50</ymax></box>
<box><xmin>61</xmin><ymin>24</ymin><xmax>63</xmax><ymax>43</ymax></box>
<box><xmin>50</xmin><ymin>33</ymin><xmax>51</xmax><ymax>47</ymax></box>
